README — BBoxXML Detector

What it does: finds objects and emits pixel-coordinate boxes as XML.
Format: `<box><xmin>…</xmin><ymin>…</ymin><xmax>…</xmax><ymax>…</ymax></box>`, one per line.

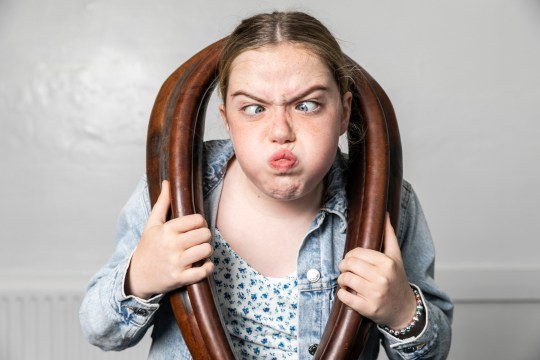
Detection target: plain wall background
<box><xmin>1</xmin><ymin>0</ymin><xmax>539</xmax><ymax>359</ymax></box>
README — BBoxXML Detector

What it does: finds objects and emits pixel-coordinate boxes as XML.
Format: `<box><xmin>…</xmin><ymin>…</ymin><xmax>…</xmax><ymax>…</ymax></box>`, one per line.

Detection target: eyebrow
<box><xmin>230</xmin><ymin>84</ymin><xmax>331</xmax><ymax>105</ymax></box>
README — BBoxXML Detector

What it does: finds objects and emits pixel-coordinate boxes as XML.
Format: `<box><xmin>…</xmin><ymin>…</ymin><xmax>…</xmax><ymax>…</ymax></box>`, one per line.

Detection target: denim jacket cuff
<box><xmin>111</xmin><ymin>253</ymin><xmax>163</xmax><ymax>327</ymax></box>
<box><xmin>377</xmin><ymin>283</ymin><xmax>438</xmax><ymax>357</ymax></box>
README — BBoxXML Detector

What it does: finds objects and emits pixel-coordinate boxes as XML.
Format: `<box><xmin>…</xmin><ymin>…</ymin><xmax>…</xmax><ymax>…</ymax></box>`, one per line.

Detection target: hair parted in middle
<box><xmin>218</xmin><ymin>11</ymin><xmax>352</xmax><ymax>102</ymax></box>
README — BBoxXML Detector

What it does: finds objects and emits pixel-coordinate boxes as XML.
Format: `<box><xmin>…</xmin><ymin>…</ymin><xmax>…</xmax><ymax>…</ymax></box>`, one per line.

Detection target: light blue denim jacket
<box><xmin>80</xmin><ymin>139</ymin><xmax>453</xmax><ymax>359</ymax></box>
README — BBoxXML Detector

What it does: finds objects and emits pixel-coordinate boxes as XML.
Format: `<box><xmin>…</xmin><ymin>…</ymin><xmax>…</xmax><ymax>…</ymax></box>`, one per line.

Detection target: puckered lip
<box><xmin>268</xmin><ymin>149</ymin><xmax>298</xmax><ymax>172</ymax></box>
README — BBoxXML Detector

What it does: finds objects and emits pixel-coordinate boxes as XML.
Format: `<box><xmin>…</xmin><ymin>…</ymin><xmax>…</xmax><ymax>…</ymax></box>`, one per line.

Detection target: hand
<box><xmin>337</xmin><ymin>215</ymin><xmax>416</xmax><ymax>329</ymax></box>
<box><xmin>125</xmin><ymin>180</ymin><xmax>214</xmax><ymax>299</ymax></box>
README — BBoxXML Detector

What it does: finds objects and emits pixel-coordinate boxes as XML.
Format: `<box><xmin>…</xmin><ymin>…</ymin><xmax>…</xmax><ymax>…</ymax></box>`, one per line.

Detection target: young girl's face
<box><xmin>220</xmin><ymin>43</ymin><xmax>352</xmax><ymax>201</ymax></box>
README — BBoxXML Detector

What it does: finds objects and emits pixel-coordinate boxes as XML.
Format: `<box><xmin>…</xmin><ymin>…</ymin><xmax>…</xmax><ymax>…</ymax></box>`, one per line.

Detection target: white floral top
<box><xmin>211</xmin><ymin>229</ymin><xmax>299</xmax><ymax>359</ymax></box>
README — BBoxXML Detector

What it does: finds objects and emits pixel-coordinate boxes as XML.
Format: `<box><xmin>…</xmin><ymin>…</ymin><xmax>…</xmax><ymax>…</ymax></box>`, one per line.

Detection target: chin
<box><xmin>268</xmin><ymin>190</ymin><xmax>302</xmax><ymax>201</ymax></box>
<box><xmin>258</xmin><ymin>176</ymin><xmax>321</xmax><ymax>202</ymax></box>
<box><xmin>268</xmin><ymin>181</ymin><xmax>318</xmax><ymax>201</ymax></box>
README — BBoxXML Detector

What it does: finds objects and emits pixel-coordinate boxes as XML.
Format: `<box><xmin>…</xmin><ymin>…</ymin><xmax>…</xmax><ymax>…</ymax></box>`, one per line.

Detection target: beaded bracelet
<box><xmin>382</xmin><ymin>287</ymin><xmax>424</xmax><ymax>337</ymax></box>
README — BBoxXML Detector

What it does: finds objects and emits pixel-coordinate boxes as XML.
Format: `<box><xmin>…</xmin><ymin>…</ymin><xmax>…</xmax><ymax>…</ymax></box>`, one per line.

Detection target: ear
<box><xmin>219</xmin><ymin>103</ymin><xmax>230</xmax><ymax>132</ymax></box>
<box><xmin>340</xmin><ymin>91</ymin><xmax>352</xmax><ymax>135</ymax></box>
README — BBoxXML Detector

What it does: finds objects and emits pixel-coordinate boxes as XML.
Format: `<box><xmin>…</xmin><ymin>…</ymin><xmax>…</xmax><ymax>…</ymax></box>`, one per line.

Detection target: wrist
<box><xmin>125</xmin><ymin>276</ymin><xmax>152</xmax><ymax>300</ymax></box>
<box><xmin>390</xmin><ymin>286</ymin><xmax>418</xmax><ymax>329</ymax></box>
<box><xmin>381</xmin><ymin>286</ymin><xmax>425</xmax><ymax>338</ymax></box>
<box><xmin>124</xmin><ymin>250</ymin><xmax>155</xmax><ymax>300</ymax></box>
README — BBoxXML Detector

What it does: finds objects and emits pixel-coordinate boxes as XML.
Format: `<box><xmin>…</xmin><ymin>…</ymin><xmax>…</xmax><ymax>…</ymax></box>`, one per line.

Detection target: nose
<box><xmin>269</xmin><ymin>108</ymin><xmax>295</xmax><ymax>144</ymax></box>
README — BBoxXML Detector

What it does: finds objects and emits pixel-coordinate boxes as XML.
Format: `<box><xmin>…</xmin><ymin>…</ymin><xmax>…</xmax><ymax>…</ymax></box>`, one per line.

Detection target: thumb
<box><xmin>383</xmin><ymin>214</ymin><xmax>402</xmax><ymax>261</ymax></box>
<box><xmin>146</xmin><ymin>180</ymin><xmax>171</xmax><ymax>227</ymax></box>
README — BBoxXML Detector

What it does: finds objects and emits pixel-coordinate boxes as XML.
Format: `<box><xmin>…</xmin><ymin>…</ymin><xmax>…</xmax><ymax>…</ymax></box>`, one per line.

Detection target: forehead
<box><xmin>227</xmin><ymin>43</ymin><xmax>335</xmax><ymax>94</ymax></box>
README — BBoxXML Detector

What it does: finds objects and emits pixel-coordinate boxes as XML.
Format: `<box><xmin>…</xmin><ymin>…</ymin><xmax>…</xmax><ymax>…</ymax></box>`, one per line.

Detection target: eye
<box><xmin>296</xmin><ymin>101</ymin><xmax>319</xmax><ymax>113</ymax></box>
<box><xmin>243</xmin><ymin>104</ymin><xmax>265</xmax><ymax>115</ymax></box>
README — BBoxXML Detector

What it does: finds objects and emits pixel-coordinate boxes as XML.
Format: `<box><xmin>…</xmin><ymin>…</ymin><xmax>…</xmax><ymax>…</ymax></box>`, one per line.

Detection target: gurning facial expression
<box><xmin>220</xmin><ymin>43</ymin><xmax>352</xmax><ymax>201</ymax></box>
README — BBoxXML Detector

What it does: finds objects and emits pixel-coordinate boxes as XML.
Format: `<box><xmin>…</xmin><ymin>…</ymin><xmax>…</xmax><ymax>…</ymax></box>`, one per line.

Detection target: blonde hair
<box><xmin>218</xmin><ymin>11</ymin><xmax>351</xmax><ymax>102</ymax></box>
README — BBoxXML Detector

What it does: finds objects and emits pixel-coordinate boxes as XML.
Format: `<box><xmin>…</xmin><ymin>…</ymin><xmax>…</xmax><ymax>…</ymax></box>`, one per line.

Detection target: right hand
<box><xmin>125</xmin><ymin>180</ymin><xmax>214</xmax><ymax>299</ymax></box>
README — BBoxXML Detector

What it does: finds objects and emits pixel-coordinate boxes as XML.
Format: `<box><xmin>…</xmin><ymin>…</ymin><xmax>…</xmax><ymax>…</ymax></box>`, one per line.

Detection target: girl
<box><xmin>80</xmin><ymin>11</ymin><xmax>453</xmax><ymax>360</ymax></box>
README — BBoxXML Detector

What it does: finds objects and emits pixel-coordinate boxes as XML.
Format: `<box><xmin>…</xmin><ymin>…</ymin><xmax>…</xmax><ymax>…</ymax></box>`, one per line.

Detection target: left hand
<box><xmin>337</xmin><ymin>215</ymin><xmax>416</xmax><ymax>329</ymax></box>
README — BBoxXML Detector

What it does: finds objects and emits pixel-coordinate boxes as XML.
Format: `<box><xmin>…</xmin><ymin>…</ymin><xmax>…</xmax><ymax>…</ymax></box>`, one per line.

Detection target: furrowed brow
<box><xmin>230</xmin><ymin>90</ymin><xmax>268</xmax><ymax>104</ymax></box>
<box><xmin>290</xmin><ymin>85</ymin><xmax>330</xmax><ymax>103</ymax></box>
<box><xmin>230</xmin><ymin>84</ymin><xmax>331</xmax><ymax>105</ymax></box>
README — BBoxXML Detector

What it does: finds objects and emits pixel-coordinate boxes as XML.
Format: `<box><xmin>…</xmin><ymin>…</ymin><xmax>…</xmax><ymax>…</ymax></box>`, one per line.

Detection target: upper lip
<box><xmin>269</xmin><ymin>149</ymin><xmax>296</xmax><ymax>162</ymax></box>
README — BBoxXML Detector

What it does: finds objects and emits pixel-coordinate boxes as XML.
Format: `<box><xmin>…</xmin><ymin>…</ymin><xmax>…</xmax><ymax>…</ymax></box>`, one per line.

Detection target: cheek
<box><xmin>228</xmin><ymin>127</ymin><xmax>263</xmax><ymax>163</ymax></box>
<box><xmin>301</xmin><ymin>129</ymin><xmax>340</xmax><ymax>169</ymax></box>
<box><xmin>227</xmin><ymin>117</ymin><xmax>269</xmax><ymax>146</ymax></box>
<box><xmin>305</xmin><ymin>123</ymin><xmax>341</xmax><ymax>150</ymax></box>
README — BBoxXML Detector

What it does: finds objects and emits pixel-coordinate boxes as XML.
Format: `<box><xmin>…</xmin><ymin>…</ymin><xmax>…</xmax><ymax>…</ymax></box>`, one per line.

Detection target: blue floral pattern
<box><xmin>211</xmin><ymin>229</ymin><xmax>299</xmax><ymax>359</ymax></box>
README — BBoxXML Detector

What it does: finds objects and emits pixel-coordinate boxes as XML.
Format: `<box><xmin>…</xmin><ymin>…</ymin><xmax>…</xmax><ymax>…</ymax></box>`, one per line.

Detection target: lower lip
<box><xmin>269</xmin><ymin>150</ymin><xmax>298</xmax><ymax>171</ymax></box>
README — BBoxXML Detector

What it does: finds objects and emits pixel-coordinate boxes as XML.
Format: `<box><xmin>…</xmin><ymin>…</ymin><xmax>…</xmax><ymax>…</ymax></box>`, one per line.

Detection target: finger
<box><xmin>337</xmin><ymin>288</ymin><xmax>368</xmax><ymax>314</ymax></box>
<box><xmin>175</xmin><ymin>227</ymin><xmax>212</xmax><ymax>251</ymax></box>
<box><xmin>339</xmin><ymin>256</ymin><xmax>392</xmax><ymax>294</ymax></box>
<box><xmin>166</xmin><ymin>213</ymin><xmax>208</xmax><ymax>234</ymax></box>
<box><xmin>343</xmin><ymin>246</ymin><xmax>386</xmax><ymax>267</ymax></box>
<box><xmin>338</xmin><ymin>270</ymin><xmax>370</xmax><ymax>294</ymax></box>
<box><xmin>147</xmin><ymin>180</ymin><xmax>171</xmax><ymax>227</ymax></box>
<box><xmin>177</xmin><ymin>261</ymin><xmax>215</xmax><ymax>286</ymax></box>
<box><xmin>383</xmin><ymin>215</ymin><xmax>401</xmax><ymax>260</ymax></box>
<box><xmin>338</xmin><ymin>256</ymin><xmax>377</xmax><ymax>281</ymax></box>
<box><xmin>179</xmin><ymin>242</ymin><xmax>213</xmax><ymax>268</ymax></box>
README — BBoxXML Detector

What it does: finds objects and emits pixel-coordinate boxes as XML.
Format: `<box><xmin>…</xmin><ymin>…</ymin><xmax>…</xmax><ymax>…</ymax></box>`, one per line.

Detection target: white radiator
<box><xmin>0</xmin><ymin>288</ymin><xmax>151</xmax><ymax>360</ymax></box>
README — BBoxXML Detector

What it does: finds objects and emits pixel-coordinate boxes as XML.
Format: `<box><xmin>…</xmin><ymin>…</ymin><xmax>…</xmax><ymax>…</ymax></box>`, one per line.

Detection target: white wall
<box><xmin>1</xmin><ymin>0</ymin><xmax>539</xmax><ymax>359</ymax></box>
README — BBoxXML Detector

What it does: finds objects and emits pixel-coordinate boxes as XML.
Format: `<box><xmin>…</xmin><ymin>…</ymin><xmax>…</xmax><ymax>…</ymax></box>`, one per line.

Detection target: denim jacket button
<box><xmin>308</xmin><ymin>343</ymin><xmax>318</xmax><ymax>355</ymax></box>
<box><xmin>403</xmin><ymin>344</ymin><xmax>425</xmax><ymax>353</ymax></box>
<box><xmin>134</xmin><ymin>308</ymin><xmax>148</xmax><ymax>316</ymax></box>
<box><xmin>307</xmin><ymin>269</ymin><xmax>321</xmax><ymax>283</ymax></box>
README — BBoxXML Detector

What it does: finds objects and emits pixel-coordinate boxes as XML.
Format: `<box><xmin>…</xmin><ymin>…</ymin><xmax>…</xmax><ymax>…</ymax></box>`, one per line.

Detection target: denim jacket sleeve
<box><xmin>379</xmin><ymin>181</ymin><xmax>453</xmax><ymax>359</ymax></box>
<box><xmin>79</xmin><ymin>176</ymin><xmax>164</xmax><ymax>351</ymax></box>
